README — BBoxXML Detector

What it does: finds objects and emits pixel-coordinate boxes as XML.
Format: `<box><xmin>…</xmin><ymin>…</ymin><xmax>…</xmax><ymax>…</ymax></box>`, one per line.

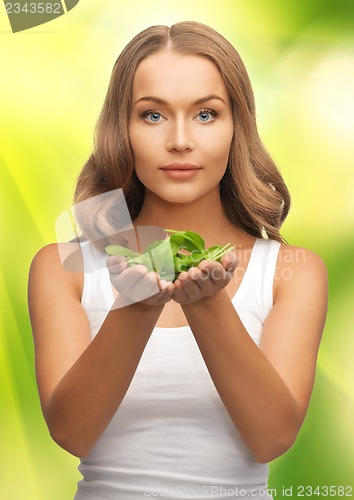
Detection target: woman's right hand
<box><xmin>107</xmin><ymin>255</ymin><xmax>175</xmax><ymax>308</ymax></box>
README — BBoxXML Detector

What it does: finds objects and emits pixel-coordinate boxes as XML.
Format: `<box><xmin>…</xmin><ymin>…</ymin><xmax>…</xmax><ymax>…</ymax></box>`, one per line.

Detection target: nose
<box><xmin>166</xmin><ymin>117</ymin><xmax>194</xmax><ymax>152</ymax></box>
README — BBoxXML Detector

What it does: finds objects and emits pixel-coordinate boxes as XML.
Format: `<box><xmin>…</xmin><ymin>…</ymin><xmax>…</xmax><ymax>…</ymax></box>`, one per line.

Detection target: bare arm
<box><xmin>28</xmin><ymin>244</ymin><xmax>170</xmax><ymax>457</ymax></box>
<box><xmin>176</xmin><ymin>246</ymin><xmax>328</xmax><ymax>463</ymax></box>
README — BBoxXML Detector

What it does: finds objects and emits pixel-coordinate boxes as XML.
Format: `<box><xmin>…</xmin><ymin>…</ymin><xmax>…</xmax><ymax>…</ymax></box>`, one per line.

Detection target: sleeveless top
<box><xmin>74</xmin><ymin>238</ymin><xmax>280</xmax><ymax>500</ymax></box>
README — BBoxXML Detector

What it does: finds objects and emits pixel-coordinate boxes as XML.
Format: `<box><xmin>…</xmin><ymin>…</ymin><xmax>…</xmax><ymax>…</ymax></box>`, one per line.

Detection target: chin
<box><xmin>155</xmin><ymin>189</ymin><xmax>204</xmax><ymax>205</ymax></box>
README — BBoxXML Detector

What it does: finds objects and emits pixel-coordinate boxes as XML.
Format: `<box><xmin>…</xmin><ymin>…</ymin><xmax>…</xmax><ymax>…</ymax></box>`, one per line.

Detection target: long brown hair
<box><xmin>74</xmin><ymin>21</ymin><xmax>290</xmax><ymax>243</ymax></box>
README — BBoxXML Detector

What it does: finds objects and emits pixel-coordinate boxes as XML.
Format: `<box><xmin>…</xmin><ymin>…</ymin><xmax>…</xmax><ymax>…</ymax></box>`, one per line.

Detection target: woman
<box><xmin>28</xmin><ymin>21</ymin><xmax>328</xmax><ymax>499</ymax></box>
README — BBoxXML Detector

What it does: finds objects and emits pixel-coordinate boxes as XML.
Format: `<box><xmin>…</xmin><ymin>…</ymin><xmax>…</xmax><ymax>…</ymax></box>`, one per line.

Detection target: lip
<box><xmin>160</xmin><ymin>163</ymin><xmax>202</xmax><ymax>170</ymax></box>
<box><xmin>160</xmin><ymin>164</ymin><xmax>202</xmax><ymax>179</ymax></box>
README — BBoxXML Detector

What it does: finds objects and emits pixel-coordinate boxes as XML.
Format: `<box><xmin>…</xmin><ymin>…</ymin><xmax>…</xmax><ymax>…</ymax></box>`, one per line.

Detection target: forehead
<box><xmin>132</xmin><ymin>50</ymin><xmax>228</xmax><ymax>101</ymax></box>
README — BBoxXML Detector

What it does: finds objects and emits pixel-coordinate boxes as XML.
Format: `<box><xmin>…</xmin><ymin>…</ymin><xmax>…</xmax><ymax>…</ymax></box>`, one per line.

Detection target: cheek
<box><xmin>130</xmin><ymin>126</ymin><xmax>160</xmax><ymax>163</ymax></box>
<box><xmin>129</xmin><ymin>134</ymin><xmax>157</xmax><ymax>184</ymax></box>
<box><xmin>129</xmin><ymin>130</ymin><xmax>147</xmax><ymax>164</ymax></box>
<box><xmin>134</xmin><ymin>145</ymin><xmax>156</xmax><ymax>170</ymax></box>
<box><xmin>205</xmin><ymin>128</ymin><xmax>233</xmax><ymax>163</ymax></box>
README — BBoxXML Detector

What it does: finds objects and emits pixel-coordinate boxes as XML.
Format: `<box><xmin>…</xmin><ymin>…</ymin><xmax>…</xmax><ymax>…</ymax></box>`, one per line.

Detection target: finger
<box><xmin>140</xmin><ymin>271</ymin><xmax>173</xmax><ymax>301</ymax></box>
<box><xmin>186</xmin><ymin>265</ymin><xmax>216</xmax><ymax>296</ymax></box>
<box><xmin>221</xmin><ymin>251</ymin><xmax>238</xmax><ymax>272</ymax></box>
<box><xmin>112</xmin><ymin>265</ymin><xmax>148</xmax><ymax>295</ymax></box>
<box><xmin>107</xmin><ymin>255</ymin><xmax>128</xmax><ymax>274</ymax></box>
<box><xmin>142</xmin><ymin>286</ymin><xmax>174</xmax><ymax>306</ymax></box>
<box><xmin>137</xmin><ymin>271</ymin><xmax>160</xmax><ymax>297</ymax></box>
<box><xmin>157</xmin><ymin>287</ymin><xmax>175</xmax><ymax>304</ymax></box>
<box><xmin>107</xmin><ymin>255</ymin><xmax>127</xmax><ymax>265</ymax></box>
<box><xmin>158</xmin><ymin>279</ymin><xmax>174</xmax><ymax>292</ymax></box>
<box><xmin>186</xmin><ymin>266</ymin><xmax>214</xmax><ymax>293</ymax></box>
<box><xmin>186</xmin><ymin>266</ymin><xmax>203</xmax><ymax>280</ymax></box>
<box><xmin>197</xmin><ymin>261</ymin><xmax>232</xmax><ymax>287</ymax></box>
<box><xmin>172</xmin><ymin>278</ymin><xmax>189</xmax><ymax>304</ymax></box>
<box><xmin>198</xmin><ymin>260</ymin><xmax>223</xmax><ymax>277</ymax></box>
<box><xmin>159</xmin><ymin>279</ymin><xmax>168</xmax><ymax>290</ymax></box>
<box><xmin>178</xmin><ymin>271</ymin><xmax>202</xmax><ymax>300</ymax></box>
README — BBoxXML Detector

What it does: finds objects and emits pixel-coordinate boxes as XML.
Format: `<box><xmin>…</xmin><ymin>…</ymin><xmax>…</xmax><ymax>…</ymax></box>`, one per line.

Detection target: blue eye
<box><xmin>199</xmin><ymin>112</ymin><xmax>210</xmax><ymax>121</ymax></box>
<box><xmin>197</xmin><ymin>109</ymin><xmax>217</xmax><ymax>122</ymax></box>
<box><xmin>150</xmin><ymin>113</ymin><xmax>161</xmax><ymax>122</ymax></box>
<box><xmin>142</xmin><ymin>109</ymin><xmax>216</xmax><ymax>123</ymax></box>
<box><xmin>144</xmin><ymin>111</ymin><xmax>162</xmax><ymax>123</ymax></box>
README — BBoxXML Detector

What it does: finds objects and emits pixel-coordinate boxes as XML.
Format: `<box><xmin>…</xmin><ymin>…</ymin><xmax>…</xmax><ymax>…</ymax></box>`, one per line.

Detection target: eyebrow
<box><xmin>134</xmin><ymin>94</ymin><xmax>226</xmax><ymax>106</ymax></box>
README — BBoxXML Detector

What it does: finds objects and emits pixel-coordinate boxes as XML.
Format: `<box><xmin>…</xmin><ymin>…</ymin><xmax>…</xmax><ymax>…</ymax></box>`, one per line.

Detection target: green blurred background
<box><xmin>1</xmin><ymin>1</ymin><xmax>353</xmax><ymax>498</ymax></box>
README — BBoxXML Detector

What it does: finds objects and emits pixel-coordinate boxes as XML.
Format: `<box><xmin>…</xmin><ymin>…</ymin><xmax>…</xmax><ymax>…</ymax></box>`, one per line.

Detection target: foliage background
<box><xmin>1</xmin><ymin>1</ymin><xmax>353</xmax><ymax>498</ymax></box>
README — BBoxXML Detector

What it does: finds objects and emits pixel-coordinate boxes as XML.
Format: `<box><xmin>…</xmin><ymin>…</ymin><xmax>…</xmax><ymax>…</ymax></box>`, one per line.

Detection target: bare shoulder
<box><xmin>274</xmin><ymin>244</ymin><xmax>328</xmax><ymax>301</ymax></box>
<box><xmin>260</xmin><ymin>244</ymin><xmax>328</xmax><ymax>420</ymax></box>
<box><xmin>30</xmin><ymin>241</ymin><xmax>84</xmax><ymax>271</ymax></box>
<box><xmin>28</xmin><ymin>243</ymin><xmax>91</xmax><ymax>412</ymax></box>
<box><xmin>29</xmin><ymin>242</ymin><xmax>84</xmax><ymax>300</ymax></box>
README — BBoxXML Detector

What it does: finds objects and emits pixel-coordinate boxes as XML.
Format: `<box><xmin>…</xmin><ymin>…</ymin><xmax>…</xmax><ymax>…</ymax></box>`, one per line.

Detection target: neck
<box><xmin>133</xmin><ymin>188</ymin><xmax>244</xmax><ymax>247</ymax></box>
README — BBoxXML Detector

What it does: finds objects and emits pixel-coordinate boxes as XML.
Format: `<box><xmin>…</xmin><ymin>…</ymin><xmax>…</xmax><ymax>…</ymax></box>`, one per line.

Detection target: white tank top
<box><xmin>75</xmin><ymin>238</ymin><xmax>280</xmax><ymax>500</ymax></box>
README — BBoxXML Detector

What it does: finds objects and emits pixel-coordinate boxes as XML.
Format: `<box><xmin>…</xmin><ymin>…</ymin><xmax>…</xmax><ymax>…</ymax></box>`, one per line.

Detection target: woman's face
<box><xmin>129</xmin><ymin>50</ymin><xmax>234</xmax><ymax>204</ymax></box>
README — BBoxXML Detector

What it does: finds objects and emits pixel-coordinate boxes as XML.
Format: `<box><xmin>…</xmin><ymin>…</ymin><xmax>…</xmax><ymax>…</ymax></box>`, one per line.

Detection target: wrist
<box><xmin>112</xmin><ymin>295</ymin><xmax>165</xmax><ymax>314</ymax></box>
<box><xmin>132</xmin><ymin>301</ymin><xmax>165</xmax><ymax>315</ymax></box>
<box><xmin>181</xmin><ymin>288</ymin><xmax>228</xmax><ymax>312</ymax></box>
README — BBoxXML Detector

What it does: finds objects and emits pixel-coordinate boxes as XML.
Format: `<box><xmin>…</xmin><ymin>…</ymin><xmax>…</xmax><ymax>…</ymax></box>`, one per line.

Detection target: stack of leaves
<box><xmin>105</xmin><ymin>229</ymin><xmax>234</xmax><ymax>282</ymax></box>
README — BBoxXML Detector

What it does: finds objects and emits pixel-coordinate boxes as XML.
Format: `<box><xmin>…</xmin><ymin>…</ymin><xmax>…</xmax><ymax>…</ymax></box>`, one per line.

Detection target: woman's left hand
<box><xmin>172</xmin><ymin>252</ymin><xmax>237</xmax><ymax>305</ymax></box>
